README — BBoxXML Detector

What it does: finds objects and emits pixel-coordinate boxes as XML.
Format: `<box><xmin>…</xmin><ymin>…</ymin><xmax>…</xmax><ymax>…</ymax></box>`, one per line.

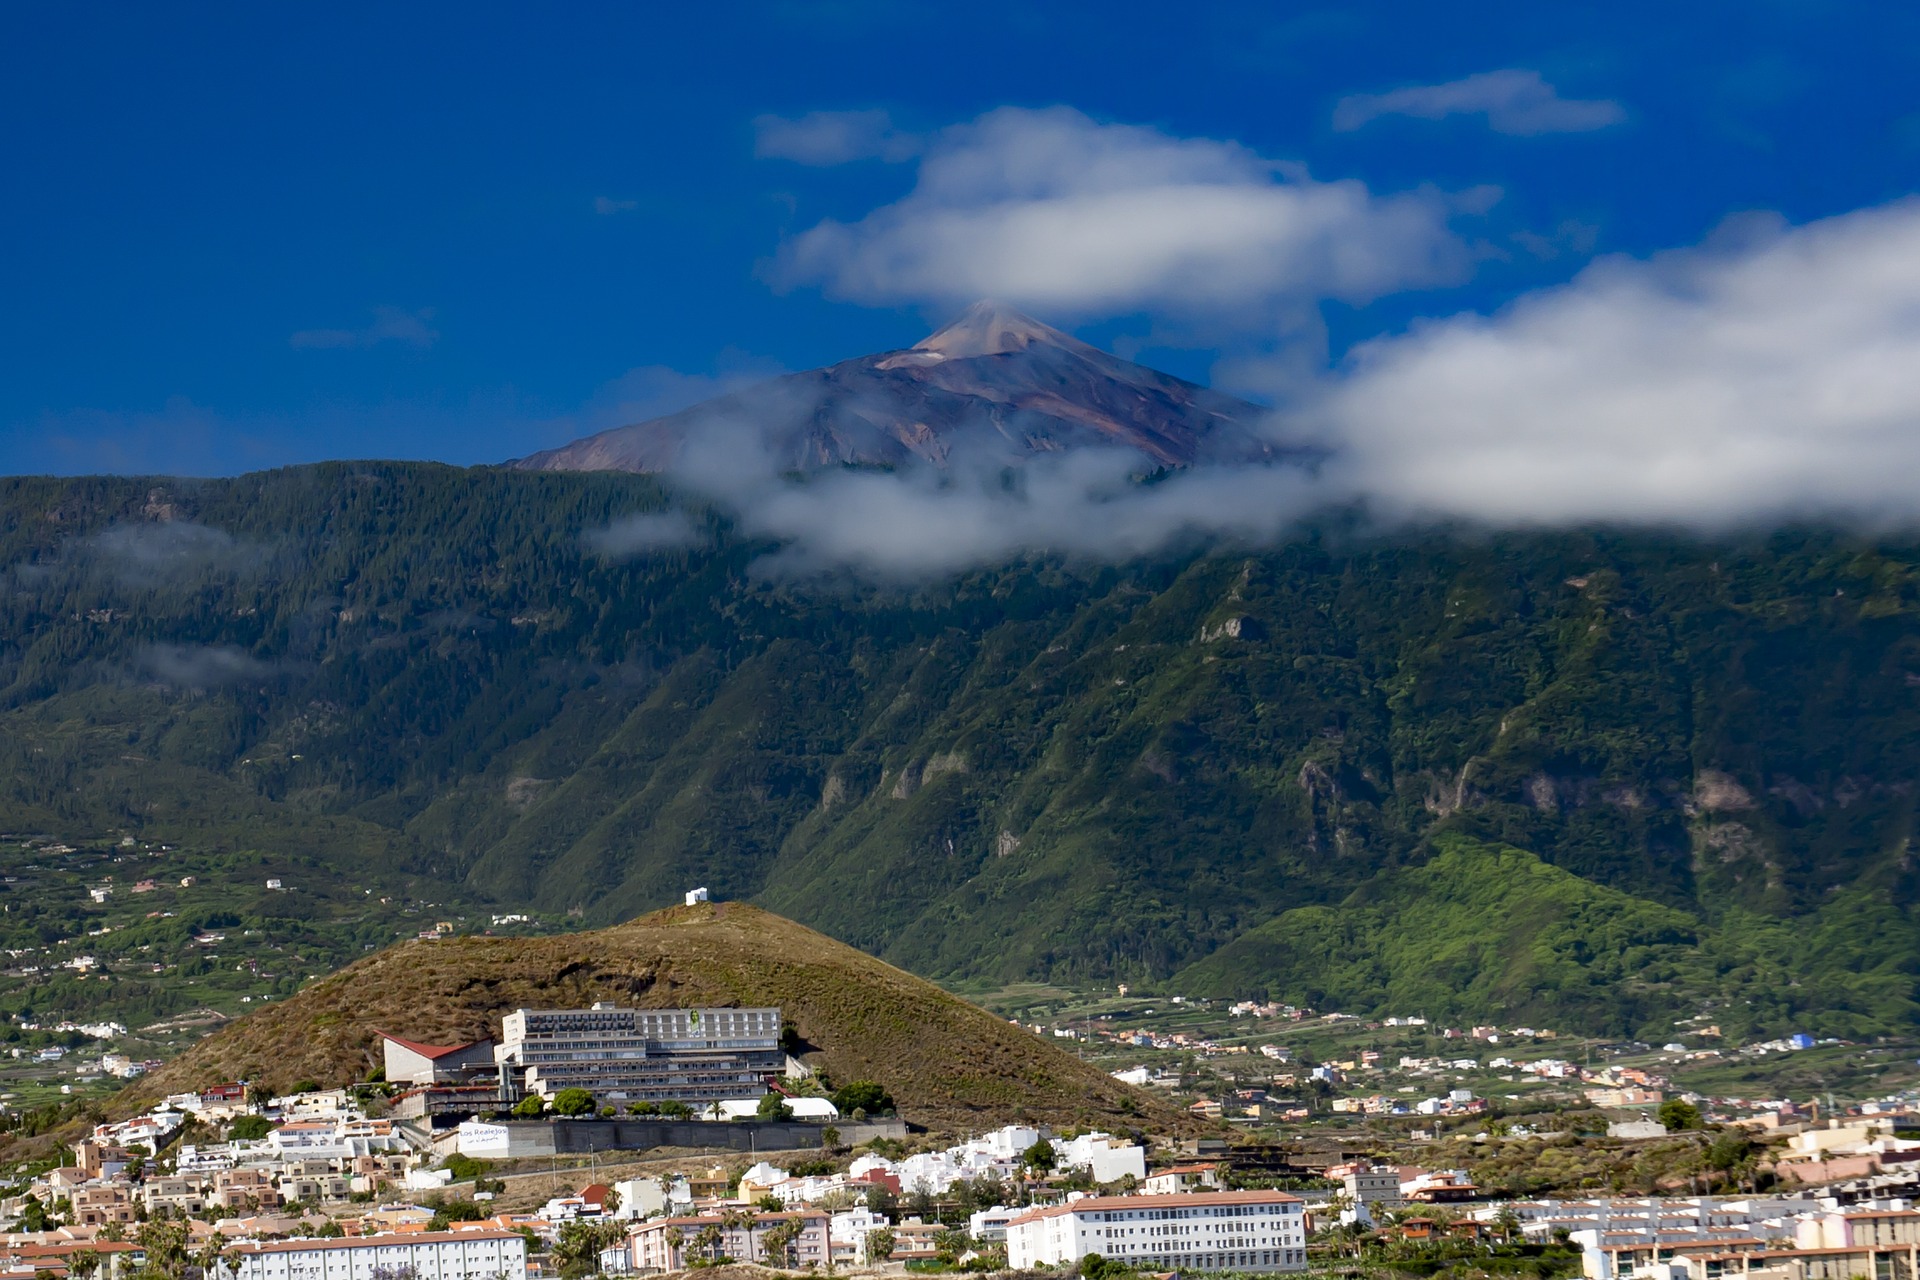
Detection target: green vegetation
<box><xmin>226</xmin><ymin>1114</ymin><xmax>271</xmax><ymax>1140</ymax></box>
<box><xmin>830</xmin><ymin>1080</ymin><xmax>894</xmax><ymax>1115</ymax></box>
<box><xmin>1</xmin><ymin>464</ymin><xmax>1918</xmax><ymax>1040</ymax></box>
<box><xmin>550</xmin><ymin>1087</ymin><xmax>595</xmax><ymax>1117</ymax></box>
<box><xmin>1177</xmin><ymin>834</ymin><xmax>1920</xmax><ymax>1038</ymax></box>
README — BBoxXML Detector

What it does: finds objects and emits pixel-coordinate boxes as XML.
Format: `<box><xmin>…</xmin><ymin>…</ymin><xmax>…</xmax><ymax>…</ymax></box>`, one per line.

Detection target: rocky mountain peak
<box><xmin>910</xmin><ymin>299</ymin><xmax>1090</xmax><ymax>359</ymax></box>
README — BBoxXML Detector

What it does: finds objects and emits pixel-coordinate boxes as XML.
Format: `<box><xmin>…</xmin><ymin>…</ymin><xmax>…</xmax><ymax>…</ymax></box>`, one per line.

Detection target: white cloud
<box><xmin>1307</xmin><ymin>199</ymin><xmax>1920</xmax><ymax>527</ymax></box>
<box><xmin>583</xmin><ymin>510</ymin><xmax>704</xmax><ymax>557</ymax></box>
<box><xmin>654</xmin><ymin>197</ymin><xmax>1920</xmax><ymax>578</ymax></box>
<box><xmin>1333</xmin><ymin>69</ymin><xmax>1625</xmax><ymax>136</ymax></box>
<box><xmin>137</xmin><ymin>643</ymin><xmax>283</xmax><ymax>689</ymax></box>
<box><xmin>770</xmin><ymin>106</ymin><xmax>1481</xmax><ymax>319</ymax></box>
<box><xmin>653</xmin><ymin>403</ymin><xmax>1324</xmax><ymax>580</ymax></box>
<box><xmin>290</xmin><ymin>306</ymin><xmax>439</xmax><ymax>351</ymax></box>
<box><xmin>753</xmin><ymin>109</ymin><xmax>921</xmax><ymax>164</ymax></box>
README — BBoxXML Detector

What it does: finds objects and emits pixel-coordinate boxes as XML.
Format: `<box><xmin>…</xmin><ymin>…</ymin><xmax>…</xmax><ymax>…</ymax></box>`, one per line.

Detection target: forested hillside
<box><xmin>2</xmin><ymin>464</ymin><xmax>1917</xmax><ymax>1040</ymax></box>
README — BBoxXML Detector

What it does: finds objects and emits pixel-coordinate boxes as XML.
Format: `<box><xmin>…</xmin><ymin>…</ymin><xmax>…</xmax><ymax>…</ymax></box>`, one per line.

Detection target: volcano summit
<box><xmin>512</xmin><ymin>301</ymin><xmax>1282</xmax><ymax>474</ymax></box>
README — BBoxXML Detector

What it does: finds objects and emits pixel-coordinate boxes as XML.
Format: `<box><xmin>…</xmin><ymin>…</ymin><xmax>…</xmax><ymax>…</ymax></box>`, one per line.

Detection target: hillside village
<box><xmin>1</xmin><ymin>987</ymin><xmax>1919</xmax><ymax>1280</ymax></box>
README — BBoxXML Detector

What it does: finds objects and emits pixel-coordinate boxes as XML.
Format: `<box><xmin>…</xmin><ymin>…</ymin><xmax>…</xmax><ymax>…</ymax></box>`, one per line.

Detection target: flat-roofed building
<box><xmin>221</xmin><ymin>1230</ymin><xmax>527</xmax><ymax>1280</ymax></box>
<box><xmin>1007</xmin><ymin>1190</ymin><xmax>1307</xmax><ymax>1274</ymax></box>
<box><xmin>496</xmin><ymin>1002</ymin><xmax>784</xmax><ymax>1103</ymax></box>
<box><xmin>622</xmin><ymin>1210</ymin><xmax>829</xmax><ymax>1271</ymax></box>
<box><xmin>1677</xmin><ymin>1244</ymin><xmax>1920</xmax><ymax>1280</ymax></box>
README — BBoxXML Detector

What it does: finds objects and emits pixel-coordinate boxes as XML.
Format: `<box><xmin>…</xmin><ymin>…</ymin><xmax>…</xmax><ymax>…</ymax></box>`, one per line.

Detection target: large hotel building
<box><xmin>1007</xmin><ymin>1190</ymin><xmax>1308</xmax><ymax>1274</ymax></box>
<box><xmin>495</xmin><ymin>1003</ymin><xmax>785</xmax><ymax>1102</ymax></box>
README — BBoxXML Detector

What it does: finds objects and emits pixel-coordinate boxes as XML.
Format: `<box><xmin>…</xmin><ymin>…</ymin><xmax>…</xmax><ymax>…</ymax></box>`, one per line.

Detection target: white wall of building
<box><xmin>1007</xmin><ymin>1192</ymin><xmax>1306</xmax><ymax>1274</ymax></box>
<box><xmin>226</xmin><ymin>1232</ymin><xmax>527</xmax><ymax>1280</ymax></box>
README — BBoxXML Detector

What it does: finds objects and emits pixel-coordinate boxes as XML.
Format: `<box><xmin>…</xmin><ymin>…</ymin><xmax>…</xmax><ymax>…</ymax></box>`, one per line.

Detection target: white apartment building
<box><xmin>497</xmin><ymin>1003</ymin><xmax>784</xmax><ymax>1102</ymax></box>
<box><xmin>1007</xmin><ymin>1190</ymin><xmax>1307</xmax><ymax>1274</ymax></box>
<box><xmin>222</xmin><ymin>1230</ymin><xmax>527</xmax><ymax>1280</ymax></box>
<box><xmin>1331</xmin><ymin>1161</ymin><xmax>1407</xmax><ymax>1210</ymax></box>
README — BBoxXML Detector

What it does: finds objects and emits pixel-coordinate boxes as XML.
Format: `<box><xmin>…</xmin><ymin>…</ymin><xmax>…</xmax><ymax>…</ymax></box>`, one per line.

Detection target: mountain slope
<box><xmin>1175</xmin><ymin>833</ymin><xmax>1920</xmax><ymax>1035</ymax></box>
<box><xmin>2</xmin><ymin>466</ymin><xmax>1919</xmax><ymax>1040</ymax></box>
<box><xmin>512</xmin><ymin>302</ymin><xmax>1283</xmax><ymax>473</ymax></box>
<box><xmin>116</xmin><ymin>901</ymin><xmax>1174</xmax><ymax>1132</ymax></box>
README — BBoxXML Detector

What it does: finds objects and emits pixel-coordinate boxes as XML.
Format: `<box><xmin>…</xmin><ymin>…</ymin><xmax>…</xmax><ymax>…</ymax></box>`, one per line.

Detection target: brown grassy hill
<box><xmin>116</xmin><ymin>901</ymin><xmax>1178</xmax><ymax>1133</ymax></box>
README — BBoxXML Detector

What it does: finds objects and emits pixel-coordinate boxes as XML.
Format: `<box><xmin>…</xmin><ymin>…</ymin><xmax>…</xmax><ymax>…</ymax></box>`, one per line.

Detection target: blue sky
<box><xmin>5</xmin><ymin>0</ymin><xmax>1919</xmax><ymax>477</ymax></box>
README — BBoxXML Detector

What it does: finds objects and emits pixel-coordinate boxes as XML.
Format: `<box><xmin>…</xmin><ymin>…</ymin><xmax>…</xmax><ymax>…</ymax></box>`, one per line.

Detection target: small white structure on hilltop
<box><xmin>685</xmin><ymin>887</ymin><xmax>710</xmax><ymax>906</ymax></box>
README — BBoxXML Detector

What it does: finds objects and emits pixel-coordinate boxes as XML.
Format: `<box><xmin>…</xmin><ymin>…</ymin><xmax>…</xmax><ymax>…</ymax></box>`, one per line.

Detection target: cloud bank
<box><xmin>771</xmin><ymin>106</ymin><xmax>1481</xmax><ymax>319</ymax></box>
<box><xmin>607</xmin><ymin>198</ymin><xmax>1920</xmax><ymax>579</ymax></box>
<box><xmin>1333</xmin><ymin>69</ymin><xmax>1626</xmax><ymax>135</ymax></box>
<box><xmin>1311</xmin><ymin>200</ymin><xmax>1920</xmax><ymax>527</ymax></box>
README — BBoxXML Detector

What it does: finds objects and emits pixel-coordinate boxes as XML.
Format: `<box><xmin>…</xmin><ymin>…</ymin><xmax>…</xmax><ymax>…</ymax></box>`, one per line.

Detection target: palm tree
<box><xmin>664</xmin><ymin>1226</ymin><xmax>685</xmax><ymax>1268</ymax></box>
<box><xmin>192</xmin><ymin>1232</ymin><xmax>229</xmax><ymax>1280</ymax></box>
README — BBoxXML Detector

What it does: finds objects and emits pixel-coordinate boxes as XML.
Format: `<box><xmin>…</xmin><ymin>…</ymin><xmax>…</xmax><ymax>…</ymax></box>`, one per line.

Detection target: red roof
<box><xmin>377</xmin><ymin>1031</ymin><xmax>488</xmax><ymax>1060</ymax></box>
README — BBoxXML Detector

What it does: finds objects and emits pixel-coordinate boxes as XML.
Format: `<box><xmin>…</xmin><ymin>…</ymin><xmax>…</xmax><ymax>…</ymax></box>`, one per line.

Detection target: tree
<box><xmin>191</xmin><ymin>1232</ymin><xmax>228</xmax><ymax>1280</ymax></box>
<box><xmin>512</xmin><ymin>1095</ymin><xmax>547</xmax><ymax>1119</ymax></box>
<box><xmin>1658</xmin><ymin>1099</ymin><xmax>1703</xmax><ymax>1131</ymax></box>
<box><xmin>762</xmin><ymin>1217</ymin><xmax>802</xmax><ymax>1267</ymax></box>
<box><xmin>865</xmin><ymin>1228</ymin><xmax>896</xmax><ymax>1263</ymax></box>
<box><xmin>1021</xmin><ymin>1139</ymin><xmax>1058</xmax><ymax>1175</ymax></box>
<box><xmin>664</xmin><ymin>1227</ymin><xmax>685</xmax><ymax>1266</ymax></box>
<box><xmin>658</xmin><ymin>1101</ymin><xmax>693</xmax><ymax>1120</ymax></box>
<box><xmin>820</xmin><ymin>1125</ymin><xmax>840</xmax><ymax>1150</ymax></box>
<box><xmin>551</xmin><ymin>1088</ymin><xmax>596</xmax><ymax>1118</ymax></box>
<box><xmin>65</xmin><ymin>1251</ymin><xmax>99</xmax><ymax>1280</ymax></box>
<box><xmin>227</xmin><ymin>1115</ymin><xmax>272</xmax><ymax>1142</ymax></box>
<box><xmin>692</xmin><ymin>1224</ymin><xmax>723</xmax><ymax>1265</ymax></box>
<box><xmin>136</xmin><ymin>1217</ymin><xmax>191</xmax><ymax>1280</ymax></box>
<box><xmin>831</xmin><ymin>1081</ymin><xmax>893</xmax><ymax>1115</ymax></box>
<box><xmin>755</xmin><ymin>1093</ymin><xmax>794</xmax><ymax>1122</ymax></box>
<box><xmin>552</xmin><ymin>1219</ymin><xmax>626</xmax><ymax>1279</ymax></box>
<box><xmin>933</xmin><ymin>1229</ymin><xmax>970</xmax><ymax>1263</ymax></box>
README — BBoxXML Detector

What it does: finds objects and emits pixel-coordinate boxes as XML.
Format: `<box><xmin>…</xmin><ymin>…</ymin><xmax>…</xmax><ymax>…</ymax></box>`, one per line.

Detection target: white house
<box><xmin>609</xmin><ymin>1176</ymin><xmax>678</xmax><ymax>1220</ymax></box>
<box><xmin>222</xmin><ymin>1230</ymin><xmax>526</xmax><ymax>1280</ymax></box>
<box><xmin>1054</xmin><ymin>1133</ymin><xmax>1147</xmax><ymax>1184</ymax></box>
<box><xmin>830</xmin><ymin>1207</ymin><xmax>889</xmax><ymax>1264</ymax></box>
<box><xmin>1006</xmin><ymin>1190</ymin><xmax>1306</xmax><ymax>1274</ymax></box>
<box><xmin>969</xmin><ymin>1205</ymin><xmax>1023</xmax><ymax>1243</ymax></box>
